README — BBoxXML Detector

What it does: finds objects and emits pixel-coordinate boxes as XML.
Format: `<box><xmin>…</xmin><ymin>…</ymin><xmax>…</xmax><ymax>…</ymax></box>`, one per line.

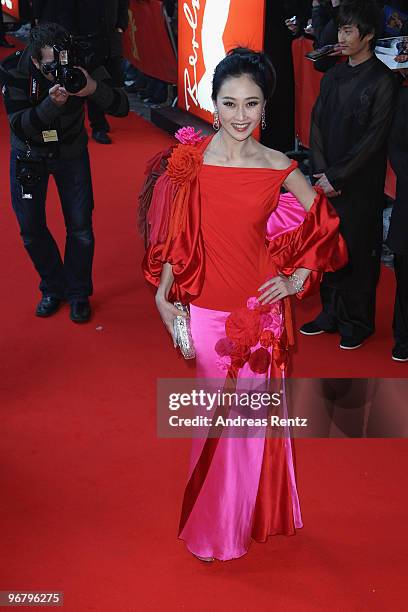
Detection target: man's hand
<box><xmin>116</xmin><ymin>28</ymin><xmax>124</xmax><ymax>34</ymax></box>
<box><xmin>395</xmin><ymin>54</ymin><xmax>408</xmax><ymax>66</ymax></box>
<box><xmin>285</xmin><ymin>18</ymin><xmax>299</xmax><ymax>35</ymax></box>
<box><xmin>49</xmin><ymin>84</ymin><xmax>69</xmax><ymax>107</ymax></box>
<box><xmin>313</xmin><ymin>173</ymin><xmax>342</xmax><ymax>198</ymax></box>
<box><xmin>71</xmin><ymin>67</ymin><xmax>97</xmax><ymax>98</ymax></box>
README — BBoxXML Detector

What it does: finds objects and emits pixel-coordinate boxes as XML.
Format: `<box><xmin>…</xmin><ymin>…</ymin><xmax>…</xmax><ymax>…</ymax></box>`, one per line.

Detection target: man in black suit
<box><xmin>303</xmin><ymin>0</ymin><xmax>397</xmax><ymax>350</ymax></box>
<box><xmin>34</xmin><ymin>0</ymin><xmax>129</xmax><ymax>144</ymax></box>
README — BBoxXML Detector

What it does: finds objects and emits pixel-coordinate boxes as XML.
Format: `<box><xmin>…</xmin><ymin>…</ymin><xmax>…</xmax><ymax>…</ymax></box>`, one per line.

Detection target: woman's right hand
<box><xmin>155</xmin><ymin>293</ymin><xmax>188</xmax><ymax>347</ymax></box>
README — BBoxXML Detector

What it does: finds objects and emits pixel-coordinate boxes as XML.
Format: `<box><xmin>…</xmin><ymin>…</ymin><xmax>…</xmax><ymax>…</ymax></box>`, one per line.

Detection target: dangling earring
<box><xmin>261</xmin><ymin>109</ymin><xmax>266</xmax><ymax>131</ymax></box>
<box><xmin>213</xmin><ymin>111</ymin><xmax>220</xmax><ymax>131</ymax></box>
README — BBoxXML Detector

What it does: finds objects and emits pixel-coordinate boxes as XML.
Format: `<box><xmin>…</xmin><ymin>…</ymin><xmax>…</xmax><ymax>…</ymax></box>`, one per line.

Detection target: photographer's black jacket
<box><xmin>0</xmin><ymin>47</ymin><xmax>129</xmax><ymax>159</ymax></box>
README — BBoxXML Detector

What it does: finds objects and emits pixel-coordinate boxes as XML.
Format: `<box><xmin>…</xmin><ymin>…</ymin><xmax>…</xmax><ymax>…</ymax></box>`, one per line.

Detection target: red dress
<box><xmin>142</xmin><ymin>136</ymin><xmax>348</xmax><ymax>560</ymax></box>
<box><xmin>195</xmin><ymin>160</ymin><xmax>299</xmax><ymax>312</ymax></box>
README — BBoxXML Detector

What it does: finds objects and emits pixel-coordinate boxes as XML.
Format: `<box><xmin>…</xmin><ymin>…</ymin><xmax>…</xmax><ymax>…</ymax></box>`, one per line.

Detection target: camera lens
<box><xmin>63</xmin><ymin>67</ymin><xmax>87</xmax><ymax>94</ymax></box>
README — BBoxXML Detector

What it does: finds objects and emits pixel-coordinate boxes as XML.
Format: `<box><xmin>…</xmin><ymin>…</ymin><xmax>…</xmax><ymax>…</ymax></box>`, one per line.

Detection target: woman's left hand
<box><xmin>258</xmin><ymin>274</ymin><xmax>298</xmax><ymax>304</ymax></box>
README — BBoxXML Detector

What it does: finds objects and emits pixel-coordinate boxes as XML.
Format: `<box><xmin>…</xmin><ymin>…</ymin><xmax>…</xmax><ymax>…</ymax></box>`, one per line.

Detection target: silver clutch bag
<box><xmin>173</xmin><ymin>302</ymin><xmax>195</xmax><ymax>359</ymax></box>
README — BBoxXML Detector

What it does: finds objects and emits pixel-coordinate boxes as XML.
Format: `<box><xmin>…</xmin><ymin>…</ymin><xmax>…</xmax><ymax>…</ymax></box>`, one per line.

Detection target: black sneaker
<box><xmin>300</xmin><ymin>321</ymin><xmax>336</xmax><ymax>336</ymax></box>
<box><xmin>339</xmin><ymin>337</ymin><xmax>364</xmax><ymax>350</ymax></box>
<box><xmin>392</xmin><ymin>344</ymin><xmax>408</xmax><ymax>362</ymax></box>
<box><xmin>70</xmin><ymin>300</ymin><xmax>91</xmax><ymax>323</ymax></box>
<box><xmin>35</xmin><ymin>296</ymin><xmax>62</xmax><ymax>317</ymax></box>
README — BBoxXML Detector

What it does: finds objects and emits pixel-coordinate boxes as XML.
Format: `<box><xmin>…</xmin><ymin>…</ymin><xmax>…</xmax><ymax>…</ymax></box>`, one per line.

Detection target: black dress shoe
<box><xmin>300</xmin><ymin>321</ymin><xmax>337</xmax><ymax>335</ymax></box>
<box><xmin>339</xmin><ymin>337</ymin><xmax>364</xmax><ymax>350</ymax></box>
<box><xmin>392</xmin><ymin>344</ymin><xmax>408</xmax><ymax>362</ymax></box>
<box><xmin>92</xmin><ymin>129</ymin><xmax>112</xmax><ymax>144</ymax></box>
<box><xmin>35</xmin><ymin>296</ymin><xmax>62</xmax><ymax>318</ymax></box>
<box><xmin>0</xmin><ymin>39</ymin><xmax>15</xmax><ymax>48</ymax></box>
<box><xmin>70</xmin><ymin>301</ymin><xmax>91</xmax><ymax>323</ymax></box>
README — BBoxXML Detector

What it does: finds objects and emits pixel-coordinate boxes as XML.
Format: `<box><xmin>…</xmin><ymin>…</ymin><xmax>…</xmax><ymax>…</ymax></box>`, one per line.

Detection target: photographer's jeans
<box><xmin>10</xmin><ymin>148</ymin><xmax>95</xmax><ymax>303</ymax></box>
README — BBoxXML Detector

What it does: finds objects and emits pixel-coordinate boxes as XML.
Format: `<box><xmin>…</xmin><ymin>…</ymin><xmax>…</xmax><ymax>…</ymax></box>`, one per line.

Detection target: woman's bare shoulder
<box><xmin>260</xmin><ymin>145</ymin><xmax>293</xmax><ymax>170</ymax></box>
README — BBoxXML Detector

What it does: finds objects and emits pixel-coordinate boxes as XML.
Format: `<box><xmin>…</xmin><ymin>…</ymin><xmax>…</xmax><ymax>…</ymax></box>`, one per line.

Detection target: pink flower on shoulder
<box><xmin>175</xmin><ymin>127</ymin><xmax>204</xmax><ymax>145</ymax></box>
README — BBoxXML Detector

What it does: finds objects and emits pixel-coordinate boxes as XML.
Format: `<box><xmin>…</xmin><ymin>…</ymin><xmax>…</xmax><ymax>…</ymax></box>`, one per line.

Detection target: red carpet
<box><xmin>0</xmin><ymin>47</ymin><xmax>407</xmax><ymax>612</ymax></box>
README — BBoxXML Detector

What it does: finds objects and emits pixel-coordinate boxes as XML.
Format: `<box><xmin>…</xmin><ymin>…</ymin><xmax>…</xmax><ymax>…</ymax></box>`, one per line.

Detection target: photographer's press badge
<box><xmin>42</xmin><ymin>130</ymin><xmax>59</xmax><ymax>143</ymax></box>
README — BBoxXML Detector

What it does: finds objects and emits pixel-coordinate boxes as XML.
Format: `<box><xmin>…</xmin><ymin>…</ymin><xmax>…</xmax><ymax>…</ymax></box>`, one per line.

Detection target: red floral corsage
<box><xmin>215</xmin><ymin>296</ymin><xmax>285</xmax><ymax>374</ymax></box>
<box><xmin>166</xmin><ymin>144</ymin><xmax>203</xmax><ymax>185</ymax></box>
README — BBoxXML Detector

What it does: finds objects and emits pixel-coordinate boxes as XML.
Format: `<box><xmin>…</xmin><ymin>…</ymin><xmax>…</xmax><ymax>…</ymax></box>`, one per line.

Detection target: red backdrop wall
<box><xmin>123</xmin><ymin>0</ymin><xmax>177</xmax><ymax>84</ymax></box>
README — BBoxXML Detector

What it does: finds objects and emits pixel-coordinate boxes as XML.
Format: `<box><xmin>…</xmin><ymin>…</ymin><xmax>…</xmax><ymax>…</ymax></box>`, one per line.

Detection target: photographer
<box><xmin>34</xmin><ymin>0</ymin><xmax>129</xmax><ymax>145</ymax></box>
<box><xmin>0</xmin><ymin>23</ymin><xmax>129</xmax><ymax>323</ymax></box>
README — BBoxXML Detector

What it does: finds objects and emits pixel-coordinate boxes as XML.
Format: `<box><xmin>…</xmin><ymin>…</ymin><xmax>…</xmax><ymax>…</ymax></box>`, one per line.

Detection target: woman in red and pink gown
<box><xmin>141</xmin><ymin>48</ymin><xmax>347</xmax><ymax>561</ymax></box>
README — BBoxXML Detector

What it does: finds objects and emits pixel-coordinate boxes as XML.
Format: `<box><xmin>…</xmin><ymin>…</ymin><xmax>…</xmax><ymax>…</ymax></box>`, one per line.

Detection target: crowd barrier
<box><xmin>123</xmin><ymin>0</ymin><xmax>177</xmax><ymax>84</ymax></box>
<box><xmin>292</xmin><ymin>36</ymin><xmax>396</xmax><ymax>199</ymax></box>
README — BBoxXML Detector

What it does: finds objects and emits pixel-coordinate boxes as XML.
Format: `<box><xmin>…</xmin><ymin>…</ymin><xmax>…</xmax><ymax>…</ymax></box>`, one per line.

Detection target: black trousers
<box><xmin>314</xmin><ymin>278</ymin><xmax>377</xmax><ymax>342</ymax></box>
<box><xmin>11</xmin><ymin>149</ymin><xmax>95</xmax><ymax>302</ymax></box>
<box><xmin>393</xmin><ymin>254</ymin><xmax>408</xmax><ymax>348</ymax></box>
<box><xmin>88</xmin><ymin>56</ymin><xmax>123</xmax><ymax>131</ymax></box>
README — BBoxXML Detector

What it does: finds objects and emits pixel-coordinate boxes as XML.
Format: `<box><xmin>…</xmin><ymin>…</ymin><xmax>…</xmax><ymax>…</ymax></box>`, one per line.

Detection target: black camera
<box><xmin>41</xmin><ymin>34</ymin><xmax>96</xmax><ymax>94</ymax></box>
<box><xmin>16</xmin><ymin>152</ymin><xmax>45</xmax><ymax>198</ymax></box>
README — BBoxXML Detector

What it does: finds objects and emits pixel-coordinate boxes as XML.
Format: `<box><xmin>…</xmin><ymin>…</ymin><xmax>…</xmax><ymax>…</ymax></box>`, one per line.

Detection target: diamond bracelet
<box><xmin>288</xmin><ymin>273</ymin><xmax>304</xmax><ymax>293</ymax></box>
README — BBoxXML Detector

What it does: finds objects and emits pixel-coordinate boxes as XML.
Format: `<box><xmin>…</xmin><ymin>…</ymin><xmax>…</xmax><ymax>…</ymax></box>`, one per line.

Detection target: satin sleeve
<box><xmin>266</xmin><ymin>192</ymin><xmax>307</xmax><ymax>241</ymax></box>
<box><xmin>142</xmin><ymin>172</ymin><xmax>205</xmax><ymax>303</ymax></box>
<box><xmin>266</xmin><ymin>188</ymin><xmax>348</xmax><ymax>298</ymax></box>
